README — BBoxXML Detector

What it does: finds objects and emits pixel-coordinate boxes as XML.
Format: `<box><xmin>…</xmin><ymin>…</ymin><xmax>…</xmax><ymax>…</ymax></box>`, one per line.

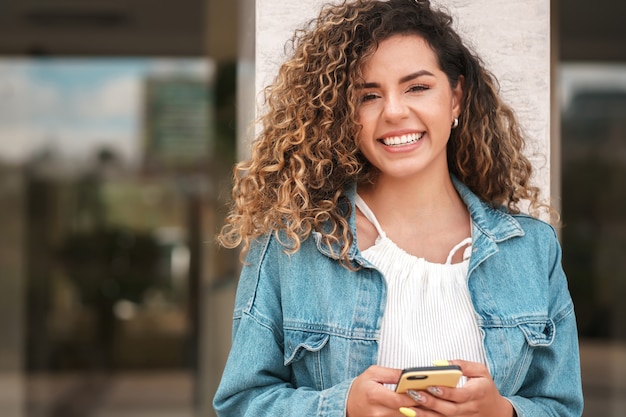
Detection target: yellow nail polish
<box><xmin>399</xmin><ymin>407</ymin><xmax>417</xmax><ymax>417</ymax></box>
<box><xmin>432</xmin><ymin>359</ymin><xmax>449</xmax><ymax>366</ymax></box>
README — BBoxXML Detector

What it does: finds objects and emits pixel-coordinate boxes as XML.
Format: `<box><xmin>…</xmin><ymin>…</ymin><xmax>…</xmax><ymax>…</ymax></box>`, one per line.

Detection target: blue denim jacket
<box><xmin>213</xmin><ymin>178</ymin><xmax>584</xmax><ymax>417</ymax></box>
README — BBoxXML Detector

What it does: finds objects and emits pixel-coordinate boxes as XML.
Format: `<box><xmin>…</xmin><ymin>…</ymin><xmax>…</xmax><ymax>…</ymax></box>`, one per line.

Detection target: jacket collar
<box><xmin>451</xmin><ymin>175</ymin><xmax>524</xmax><ymax>243</ymax></box>
<box><xmin>315</xmin><ymin>175</ymin><xmax>524</xmax><ymax>261</ymax></box>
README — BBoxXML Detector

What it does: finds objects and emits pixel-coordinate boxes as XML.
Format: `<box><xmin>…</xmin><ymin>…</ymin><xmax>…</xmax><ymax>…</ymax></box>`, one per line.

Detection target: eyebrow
<box><xmin>360</xmin><ymin>70</ymin><xmax>435</xmax><ymax>89</ymax></box>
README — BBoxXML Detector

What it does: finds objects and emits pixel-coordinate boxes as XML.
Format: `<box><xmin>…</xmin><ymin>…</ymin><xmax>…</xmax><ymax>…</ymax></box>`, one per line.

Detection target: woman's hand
<box><xmin>400</xmin><ymin>360</ymin><xmax>515</xmax><ymax>417</ymax></box>
<box><xmin>346</xmin><ymin>365</ymin><xmax>420</xmax><ymax>417</ymax></box>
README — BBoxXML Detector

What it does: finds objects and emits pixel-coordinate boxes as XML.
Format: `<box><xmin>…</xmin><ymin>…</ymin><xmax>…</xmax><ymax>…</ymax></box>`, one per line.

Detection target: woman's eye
<box><xmin>360</xmin><ymin>92</ymin><xmax>379</xmax><ymax>102</ymax></box>
<box><xmin>408</xmin><ymin>84</ymin><xmax>429</xmax><ymax>93</ymax></box>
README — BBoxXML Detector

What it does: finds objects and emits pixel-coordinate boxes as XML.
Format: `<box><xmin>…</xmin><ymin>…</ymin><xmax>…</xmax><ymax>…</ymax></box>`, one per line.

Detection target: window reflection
<box><xmin>0</xmin><ymin>58</ymin><xmax>234</xmax><ymax>417</ymax></box>
<box><xmin>0</xmin><ymin>59</ymin><xmax>212</xmax><ymax>166</ymax></box>
<box><xmin>560</xmin><ymin>63</ymin><xmax>626</xmax><ymax>417</ymax></box>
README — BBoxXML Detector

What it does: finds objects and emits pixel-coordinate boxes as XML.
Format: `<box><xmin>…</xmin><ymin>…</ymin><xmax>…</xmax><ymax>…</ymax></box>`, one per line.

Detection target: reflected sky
<box><xmin>560</xmin><ymin>63</ymin><xmax>626</xmax><ymax>112</ymax></box>
<box><xmin>0</xmin><ymin>58</ymin><xmax>212</xmax><ymax>166</ymax></box>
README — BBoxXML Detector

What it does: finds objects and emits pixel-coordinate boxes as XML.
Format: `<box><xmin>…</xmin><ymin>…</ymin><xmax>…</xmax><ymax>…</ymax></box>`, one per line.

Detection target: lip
<box><xmin>378</xmin><ymin>129</ymin><xmax>423</xmax><ymax>140</ymax></box>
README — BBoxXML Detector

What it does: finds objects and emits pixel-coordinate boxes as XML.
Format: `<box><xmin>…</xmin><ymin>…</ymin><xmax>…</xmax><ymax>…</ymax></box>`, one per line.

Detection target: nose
<box><xmin>382</xmin><ymin>93</ymin><xmax>409</xmax><ymax>121</ymax></box>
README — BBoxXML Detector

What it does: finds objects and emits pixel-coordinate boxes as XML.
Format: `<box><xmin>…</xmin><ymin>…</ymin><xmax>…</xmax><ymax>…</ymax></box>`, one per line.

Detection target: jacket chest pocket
<box><xmin>284</xmin><ymin>329</ymin><xmax>331</xmax><ymax>390</ymax></box>
<box><xmin>283</xmin><ymin>328</ymin><xmax>377</xmax><ymax>391</ymax></box>
<box><xmin>482</xmin><ymin>317</ymin><xmax>555</xmax><ymax>394</ymax></box>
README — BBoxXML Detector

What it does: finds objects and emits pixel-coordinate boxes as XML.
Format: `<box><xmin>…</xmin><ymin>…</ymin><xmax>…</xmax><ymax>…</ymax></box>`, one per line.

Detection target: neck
<box><xmin>359</xmin><ymin>171</ymin><xmax>464</xmax><ymax>223</ymax></box>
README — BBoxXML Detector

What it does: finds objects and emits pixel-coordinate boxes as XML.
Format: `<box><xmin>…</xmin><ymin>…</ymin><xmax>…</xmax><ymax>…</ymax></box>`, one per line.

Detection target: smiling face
<box><xmin>356</xmin><ymin>34</ymin><xmax>463</xmax><ymax>182</ymax></box>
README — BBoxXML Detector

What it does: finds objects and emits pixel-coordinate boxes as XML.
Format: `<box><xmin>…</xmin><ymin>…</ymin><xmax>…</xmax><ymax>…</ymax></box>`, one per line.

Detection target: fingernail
<box><xmin>427</xmin><ymin>386</ymin><xmax>442</xmax><ymax>396</ymax></box>
<box><xmin>407</xmin><ymin>389</ymin><xmax>425</xmax><ymax>403</ymax></box>
<box><xmin>399</xmin><ymin>407</ymin><xmax>417</xmax><ymax>417</ymax></box>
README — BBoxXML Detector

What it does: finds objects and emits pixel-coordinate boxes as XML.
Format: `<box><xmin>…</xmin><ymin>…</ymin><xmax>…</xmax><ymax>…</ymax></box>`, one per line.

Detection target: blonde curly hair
<box><xmin>219</xmin><ymin>0</ymin><xmax>546</xmax><ymax>265</ymax></box>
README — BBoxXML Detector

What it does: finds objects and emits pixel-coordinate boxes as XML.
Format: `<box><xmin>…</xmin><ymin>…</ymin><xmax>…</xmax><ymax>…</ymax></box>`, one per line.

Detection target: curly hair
<box><xmin>219</xmin><ymin>0</ymin><xmax>547</xmax><ymax>265</ymax></box>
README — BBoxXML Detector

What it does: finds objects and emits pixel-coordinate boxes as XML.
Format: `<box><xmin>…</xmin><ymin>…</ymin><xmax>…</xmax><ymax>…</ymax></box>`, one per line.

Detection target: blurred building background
<box><xmin>0</xmin><ymin>1</ymin><xmax>623</xmax><ymax>416</ymax></box>
<box><xmin>0</xmin><ymin>1</ymin><xmax>238</xmax><ymax>416</ymax></box>
<box><xmin>558</xmin><ymin>1</ymin><xmax>626</xmax><ymax>416</ymax></box>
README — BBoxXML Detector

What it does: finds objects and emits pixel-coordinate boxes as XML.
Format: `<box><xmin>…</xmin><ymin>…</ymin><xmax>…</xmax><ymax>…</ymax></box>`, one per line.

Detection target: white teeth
<box><xmin>381</xmin><ymin>132</ymin><xmax>423</xmax><ymax>146</ymax></box>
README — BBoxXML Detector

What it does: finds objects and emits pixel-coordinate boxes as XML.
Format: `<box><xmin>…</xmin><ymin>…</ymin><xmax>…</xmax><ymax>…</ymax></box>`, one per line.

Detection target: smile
<box><xmin>380</xmin><ymin>132</ymin><xmax>424</xmax><ymax>147</ymax></box>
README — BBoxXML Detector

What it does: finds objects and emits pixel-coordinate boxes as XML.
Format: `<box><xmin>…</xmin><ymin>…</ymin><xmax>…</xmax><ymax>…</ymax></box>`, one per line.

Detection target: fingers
<box><xmin>347</xmin><ymin>366</ymin><xmax>415</xmax><ymax>417</ymax></box>
<box><xmin>348</xmin><ymin>363</ymin><xmax>506</xmax><ymax>417</ymax></box>
<box><xmin>399</xmin><ymin>406</ymin><xmax>419</xmax><ymax>417</ymax></box>
<box><xmin>449</xmin><ymin>359</ymin><xmax>490</xmax><ymax>378</ymax></box>
<box><xmin>363</xmin><ymin>364</ymin><xmax>403</xmax><ymax>385</ymax></box>
<box><xmin>415</xmin><ymin>384</ymin><xmax>514</xmax><ymax>417</ymax></box>
<box><xmin>410</xmin><ymin>361</ymin><xmax>511</xmax><ymax>417</ymax></box>
<box><xmin>405</xmin><ymin>386</ymin><xmax>464</xmax><ymax>416</ymax></box>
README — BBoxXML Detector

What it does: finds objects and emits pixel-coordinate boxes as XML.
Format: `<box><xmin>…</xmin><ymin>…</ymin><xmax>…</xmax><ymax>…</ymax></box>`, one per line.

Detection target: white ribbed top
<box><xmin>355</xmin><ymin>195</ymin><xmax>486</xmax><ymax>371</ymax></box>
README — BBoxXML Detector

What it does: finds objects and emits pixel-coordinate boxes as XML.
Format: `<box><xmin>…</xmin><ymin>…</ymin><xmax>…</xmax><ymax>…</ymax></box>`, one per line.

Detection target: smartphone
<box><xmin>395</xmin><ymin>365</ymin><xmax>463</xmax><ymax>393</ymax></box>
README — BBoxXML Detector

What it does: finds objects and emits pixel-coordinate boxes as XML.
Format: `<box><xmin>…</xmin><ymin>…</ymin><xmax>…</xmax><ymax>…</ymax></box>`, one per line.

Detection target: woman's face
<box><xmin>356</xmin><ymin>34</ymin><xmax>462</xmax><ymax>181</ymax></box>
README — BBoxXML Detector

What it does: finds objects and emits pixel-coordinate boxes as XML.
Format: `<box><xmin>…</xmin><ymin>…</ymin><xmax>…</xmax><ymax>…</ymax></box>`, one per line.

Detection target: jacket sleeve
<box><xmin>212</xmin><ymin>235</ymin><xmax>354</xmax><ymax>417</ymax></box>
<box><xmin>507</xmin><ymin>230</ymin><xmax>584</xmax><ymax>417</ymax></box>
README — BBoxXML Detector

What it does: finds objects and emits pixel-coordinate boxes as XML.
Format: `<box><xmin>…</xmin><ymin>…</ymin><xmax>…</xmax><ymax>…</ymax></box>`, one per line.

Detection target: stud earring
<box><xmin>451</xmin><ymin>117</ymin><xmax>459</xmax><ymax>129</ymax></box>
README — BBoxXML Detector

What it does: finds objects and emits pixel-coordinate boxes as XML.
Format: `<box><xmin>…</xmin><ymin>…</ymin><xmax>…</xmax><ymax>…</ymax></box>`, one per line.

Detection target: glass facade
<box><xmin>560</xmin><ymin>63</ymin><xmax>626</xmax><ymax>417</ymax></box>
<box><xmin>0</xmin><ymin>57</ymin><xmax>237</xmax><ymax>417</ymax></box>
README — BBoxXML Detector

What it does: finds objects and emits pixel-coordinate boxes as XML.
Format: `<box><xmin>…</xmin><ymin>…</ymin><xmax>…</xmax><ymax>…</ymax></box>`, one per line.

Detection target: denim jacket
<box><xmin>213</xmin><ymin>177</ymin><xmax>584</xmax><ymax>417</ymax></box>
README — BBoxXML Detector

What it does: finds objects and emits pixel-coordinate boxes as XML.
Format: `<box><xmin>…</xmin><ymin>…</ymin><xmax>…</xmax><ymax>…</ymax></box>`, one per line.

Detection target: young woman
<box><xmin>213</xmin><ymin>1</ymin><xmax>584</xmax><ymax>416</ymax></box>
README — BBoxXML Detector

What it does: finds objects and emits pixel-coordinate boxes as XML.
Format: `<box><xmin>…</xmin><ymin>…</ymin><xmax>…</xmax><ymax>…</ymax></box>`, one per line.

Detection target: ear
<box><xmin>451</xmin><ymin>75</ymin><xmax>464</xmax><ymax>117</ymax></box>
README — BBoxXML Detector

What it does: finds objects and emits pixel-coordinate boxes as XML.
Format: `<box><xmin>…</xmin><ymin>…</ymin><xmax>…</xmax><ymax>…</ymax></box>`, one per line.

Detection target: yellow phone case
<box><xmin>395</xmin><ymin>365</ymin><xmax>463</xmax><ymax>393</ymax></box>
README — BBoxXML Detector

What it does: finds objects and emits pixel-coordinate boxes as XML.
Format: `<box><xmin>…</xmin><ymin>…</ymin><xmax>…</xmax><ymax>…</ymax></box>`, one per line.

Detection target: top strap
<box><xmin>355</xmin><ymin>194</ymin><xmax>387</xmax><ymax>238</ymax></box>
<box><xmin>356</xmin><ymin>193</ymin><xmax>472</xmax><ymax>264</ymax></box>
<box><xmin>445</xmin><ymin>237</ymin><xmax>473</xmax><ymax>265</ymax></box>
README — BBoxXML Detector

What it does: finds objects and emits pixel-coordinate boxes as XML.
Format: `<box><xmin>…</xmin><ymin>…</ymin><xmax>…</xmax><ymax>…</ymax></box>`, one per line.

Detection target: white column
<box><xmin>251</xmin><ymin>0</ymin><xmax>552</xmax><ymax>198</ymax></box>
